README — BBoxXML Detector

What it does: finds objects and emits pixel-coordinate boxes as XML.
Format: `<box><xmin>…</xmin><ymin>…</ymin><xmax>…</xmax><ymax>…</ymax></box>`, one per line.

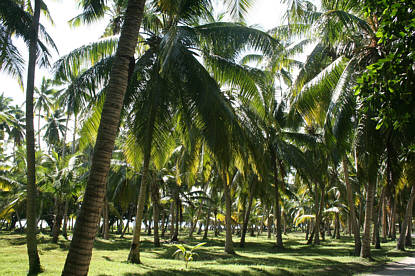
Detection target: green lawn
<box><xmin>0</xmin><ymin>231</ymin><xmax>413</xmax><ymax>275</ymax></box>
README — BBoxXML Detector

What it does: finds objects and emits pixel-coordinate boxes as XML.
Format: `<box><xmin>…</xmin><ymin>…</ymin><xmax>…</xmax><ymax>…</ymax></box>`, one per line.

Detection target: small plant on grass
<box><xmin>172</xmin><ymin>242</ymin><xmax>206</xmax><ymax>268</ymax></box>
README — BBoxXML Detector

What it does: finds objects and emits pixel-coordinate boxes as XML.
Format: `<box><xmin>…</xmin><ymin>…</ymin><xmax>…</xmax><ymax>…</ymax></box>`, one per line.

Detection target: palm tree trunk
<box><xmin>405</xmin><ymin>219</ymin><xmax>412</xmax><ymax>247</ymax></box>
<box><xmin>391</xmin><ymin>199</ymin><xmax>397</xmax><ymax>240</ymax></box>
<box><xmin>382</xmin><ymin>196</ymin><xmax>388</xmax><ymax>242</ymax></box>
<box><xmin>171</xmin><ymin>186</ymin><xmax>180</xmax><ymax>242</ymax></box>
<box><xmin>214</xmin><ymin>210</ymin><xmax>218</xmax><ymax>237</ymax></box>
<box><xmin>335</xmin><ymin>212</ymin><xmax>341</xmax><ymax>239</ymax></box>
<box><xmin>120</xmin><ymin>210</ymin><xmax>131</xmax><ymax>238</ymax></box>
<box><xmin>52</xmin><ymin>196</ymin><xmax>63</xmax><ymax>243</ymax></box>
<box><xmin>61</xmin><ymin>1</ymin><xmax>146</xmax><ymax>274</ymax></box>
<box><xmin>240</xmin><ymin>187</ymin><xmax>254</xmax><ymax>247</ymax></box>
<box><xmin>397</xmin><ymin>184</ymin><xmax>415</xmax><ymax>250</ymax></box>
<box><xmin>189</xmin><ymin>205</ymin><xmax>202</xmax><ymax>238</ymax></box>
<box><xmin>314</xmin><ymin>186</ymin><xmax>325</xmax><ymax>245</ymax></box>
<box><xmin>222</xmin><ymin>172</ymin><xmax>234</xmax><ymax>254</ymax></box>
<box><xmin>36</xmin><ymin>198</ymin><xmax>43</xmax><ymax>230</ymax></box>
<box><xmin>15</xmin><ymin>209</ymin><xmax>23</xmax><ymax>230</ymax></box>
<box><xmin>103</xmin><ymin>196</ymin><xmax>109</xmax><ymax>240</ymax></box>
<box><xmin>271</xmin><ymin>155</ymin><xmax>283</xmax><ymax>248</ymax></box>
<box><xmin>343</xmin><ymin>158</ymin><xmax>361</xmax><ymax>255</ymax></box>
<box><xmin>151</xmin><ymin>178</ymin><xmax>160</xmax><ymax>247</ymax></box>
<box><xmin>128</xmin><ymin>151</ymin><xmax>151</xmax><ymax>263</ymax></box>
<box><xmin>267</xmin><ymin>209</ymin><xmax>272</xmax><ymax>239</ymax></box>
<box><xmin>169</xmin><ymin>200</ymin><xmax>175</xmax><ymax>239</ymax></box>
<box><xmin>62</xmin><ymin>199</ymin><xmax>70</xmax><ymax>239</ymax></box>
<box><xmin>361</xmin><ymin>178</ymin><xmax>377</xmax><ymax>258</ymax></box>
<box><xmin>203</xmin><ymin>206</ymin><xmax>210</xmax><ymax>240</ymax></box>
<box><xmin>374</xmin><ymin>188</ymin><xmax>385</xmax><ymax>249</ymax></box>
<box><xmin>25</xmin><ymin>0</ymin><xmax>42</xmax><ymax>273</ymax></box>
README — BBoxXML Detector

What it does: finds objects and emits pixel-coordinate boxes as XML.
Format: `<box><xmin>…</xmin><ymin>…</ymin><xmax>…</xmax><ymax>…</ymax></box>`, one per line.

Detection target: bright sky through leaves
<box><xmin>0</xmin><ymin>0</ymin><xmax>284</xmax><ymax>105</ymax></box>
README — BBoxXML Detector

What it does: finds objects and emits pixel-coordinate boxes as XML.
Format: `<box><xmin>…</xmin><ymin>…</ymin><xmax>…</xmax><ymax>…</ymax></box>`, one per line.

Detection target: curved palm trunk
<box><xmin>151</xmin><ymin>178</ymin><xmax>160</xmax><ymax>247</ymax></box>
<box><xmin>240</xmin><ymin>188</ymin><xmax>254</xmax><ymax>247</ymax></box>
<box><xmin>61</xmin><ymin>1</ymin><xmax>146</xmax><ymax>274</ymax></box>
<box><xmin>397</xmin><ymin>184</ymin><xmax>415</xmax><ymax>250</ymax></box>
<box><xmin>189</xmin><ymin>205</ymin><xmax>202</xmax><ymax>238</ymax></box>
<box><xmin>25</xmin><ymin>1</ymin><xmax>42</xmax><ymax>272</ymax></box>
<box><xmin>128</xmin><ymin>168</ymin><xmax>149</xmax><ymax>263</ymax></box>
<box><xmin>343</xmin><ymin>158</ymin><xmax>361</xmax><ymax>255</ymax></box>
<box><xmin>222</xmin><ymin>172</ymin><xmax>234</xmax><ymax>254</ymax></box>
<box><xmin>360</xmin><ymin>178</ymin><xmax>376</xmax><ymax>258</ymax></box>
<box><xmin>121</xmin><ymin>207</ymin><xmax>132</xmax><ymax>238</ymax></box>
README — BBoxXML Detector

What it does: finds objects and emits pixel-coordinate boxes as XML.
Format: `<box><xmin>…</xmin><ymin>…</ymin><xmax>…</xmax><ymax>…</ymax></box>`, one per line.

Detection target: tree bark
<box><xmin>52</xmin><ymin>196</ymin><xmax>63</xmax><ymax>243</ymax></box>
<box><xmin>25</xmin><ymin>0</ymin><xmax>42</xmax><ymax>273</ymax></box>
<box><xmin>171</xmin><ymin>186</ymin><xmax>180</xmax><ymax>242</ymax></box>
<box><xmin>240</xmin><ymin>186</ymin><xmax>254</xmax><ymax>247</ymax></box>
<box><xmin>102</xmin><ymin>197</ymin><xmax>109</xmax><ymax>240</ymax></box>
<box><xmin>127</xmin><ymin>150</ymin><xmax>151</xmax><ymax>263</ymax></box>
<box><xmin>343</xmin><ymin>158</ymin><xmax>361</xmax><ymax>255</ymax></box>
<box><xmin>151</xmin><ymin>178</ymin><xmax>160</xmax><ymax>247</ymax></box>
<box><xmin>61</xmin><ymin>1</ymin><xmax>146</xmax><ymax>274</ymax></box>
<box><xmin>397</xmin><ymin>184</ymin><xmax>415</xmax><ymax>250</ymax></box>
<box><xmin>405</xmin><ymin>219</ymin><xmax>412</xmax><ymax>247</ymax></box>
<box><xmin>382</xmin><ymin>196</ymin><xmax>388</xmax><ymax>242</ymax></box>
<box><xmin>62</xmin><ymin>199</ymin><xmax>70</xmax><ymax>239</ymax></box>
<box><xmin>267</xmin><ymin>209</ymin><xmax>272</xmax><ymax>239</ymax></box>
<box><xmin>271</xmin><ymin>154</ymin><xmax>283</xmax><ymax>248</ymax></box>
<box><xmin>361</xmin><ymin>179</ymin><xmax>376</xmax><ymax>258</ymax></box>
<box><xmin>203</xmin><ymin>206</ymin><xmax>210</xmax><ymax>240</ymax></box>
<box><xmin>335</xmin><ymin>212</ymin><xmax>341</xmax><ymax>239</ymax></box>
<box><xmin>189</xmin><ymin>204</ymin><xmax>202</xmax><ymax>238</ymax></box>
<box><xmin>223</xmin><ymin>172</ymin><xmax>234</xmax><ymax>254</ymax></box>
<box><xmin>120</xmin><ymin>209</ymin><xmax>131</xmax><ymax>238</ymax></box>
<box><xmin>391</xmin><ymin>199</ymin><xmax>397</xmax><ymax>240</ymax></box>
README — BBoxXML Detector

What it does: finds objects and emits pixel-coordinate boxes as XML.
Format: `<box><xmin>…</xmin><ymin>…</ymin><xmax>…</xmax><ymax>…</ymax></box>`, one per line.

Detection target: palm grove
<box><xmin>0</xmin><ymin>0</ymin><xmax>414</xmax><ymax>275</ymax></box>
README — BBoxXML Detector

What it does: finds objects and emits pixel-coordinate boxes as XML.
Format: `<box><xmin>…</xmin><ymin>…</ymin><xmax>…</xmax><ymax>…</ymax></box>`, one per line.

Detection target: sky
<box><xmin>0</xmin><ymin>0</ymin><xmax>286</xmax><ymax>106</ymax></box>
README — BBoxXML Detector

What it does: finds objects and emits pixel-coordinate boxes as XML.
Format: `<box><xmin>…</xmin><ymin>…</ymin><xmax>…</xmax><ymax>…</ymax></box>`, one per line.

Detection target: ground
<box><xmin>0</xmin><ymin>231</ymin><xmax>413</xmax><ymax>275</ymax></box>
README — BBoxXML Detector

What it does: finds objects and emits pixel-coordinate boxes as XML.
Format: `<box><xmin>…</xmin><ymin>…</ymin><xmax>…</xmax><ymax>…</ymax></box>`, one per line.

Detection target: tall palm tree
<box><xmin>62</xmin><ymin>0</ymin><xmax>146</xmax><ymax>274</ymax></box>
<box><xmin>0</xmin><ymin>0</ymin><xmax>56</xmax><ymax>88</ymax></box>
<box><xmin>278</xmin><ymin>0</ymin><xmax>385</xmax><ymax>258</ymax></box>
<box><xmin>25</xmin><ymin>0</ymin><xmax>43</xmax><ymax>273</ymax></box>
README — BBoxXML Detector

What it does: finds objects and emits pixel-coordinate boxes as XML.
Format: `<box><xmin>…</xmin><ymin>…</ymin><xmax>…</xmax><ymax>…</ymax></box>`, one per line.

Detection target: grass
<box><xmin>0</xmin><ymin>230</ymin><xmax>414</xmax><ymax>276</ymax></box>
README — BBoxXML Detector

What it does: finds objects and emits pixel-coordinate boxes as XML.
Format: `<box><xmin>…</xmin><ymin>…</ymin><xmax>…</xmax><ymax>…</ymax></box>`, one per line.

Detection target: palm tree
<box><xmin>25</xmin><ymin>0</ymin><xmax>43</xmax><ymax>272</ymax></box>
<box><xmin>0</xmin><ymin>0</ymin><xmax>56</xmax><ymax>88</ymax></box>
<box><xmin>8</xmin><ymin>104</ymin><xmax>25</xmax><ymax>149</ymax></box>
<box><xmin>278</xmin><ymin>0</ymin><xmax>385</xmax><ymax>258</ymax></box>
<box><xmin>62</xmin><ymin>0</ymin><xmax>147</xmax><ymax>274</ymax></box>
<box><xmin>34</xmin><ymin>77</ymin><xmax>55</xmax><ymax>151</ymax></box>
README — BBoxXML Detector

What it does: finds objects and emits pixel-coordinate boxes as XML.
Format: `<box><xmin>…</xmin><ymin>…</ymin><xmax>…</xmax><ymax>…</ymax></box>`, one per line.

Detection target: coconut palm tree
<box><xmin>62</xmin><ymin>0</ymin><xmax>147</xmax><ymax>274</ymax></box>
<box><xmin>34</xmin><ymin>77</ymin><xmax>55</xmax><ymax>151</ymax></box>
<box><xmin>277</xmin><ymin>0</ymin><xmax>387</xmax><ymax>258</ymax></box>
<box><xmin>0</xmin><ymin>0</ymin><xmax>56</xmax><ymax>88</ymax></box>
